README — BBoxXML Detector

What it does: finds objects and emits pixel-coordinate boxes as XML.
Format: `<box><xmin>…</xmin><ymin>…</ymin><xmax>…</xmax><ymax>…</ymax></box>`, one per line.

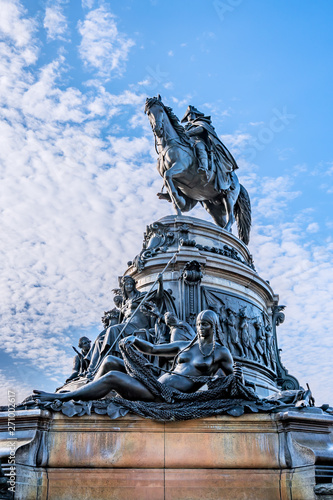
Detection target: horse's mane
<box><xmin>145</xmin><ymin>96</ymin><xmax>192</xmax><ymax>147</ymax></box>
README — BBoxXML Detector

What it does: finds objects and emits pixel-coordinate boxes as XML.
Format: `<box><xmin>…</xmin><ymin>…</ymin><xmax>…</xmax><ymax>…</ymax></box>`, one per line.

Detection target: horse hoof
<box><xmin>157</xmin><ymin>192</ymin><xmax>171</xmax><ymax>202</ymax></box>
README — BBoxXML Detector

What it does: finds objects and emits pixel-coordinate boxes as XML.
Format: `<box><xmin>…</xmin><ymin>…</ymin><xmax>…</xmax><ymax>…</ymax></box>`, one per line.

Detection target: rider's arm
<box><xmin>186</xmin><ymin>125</ymin><xmax>205</xmax><ymax>136</ymax></box>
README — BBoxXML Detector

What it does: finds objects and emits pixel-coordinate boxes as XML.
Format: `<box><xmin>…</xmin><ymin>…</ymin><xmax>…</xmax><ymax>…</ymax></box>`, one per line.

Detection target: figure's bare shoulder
<box><xmin>215</xmin><ymin>344</ymin><xmax>233</xmax><ymax>361</ymax></box>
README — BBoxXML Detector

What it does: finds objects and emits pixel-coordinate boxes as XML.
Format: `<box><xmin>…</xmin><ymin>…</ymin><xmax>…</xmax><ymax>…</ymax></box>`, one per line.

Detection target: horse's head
<box><xmin>145</xmin><ymin>94</ymin><xmax>165</xmax><ymax>138</ymax></box>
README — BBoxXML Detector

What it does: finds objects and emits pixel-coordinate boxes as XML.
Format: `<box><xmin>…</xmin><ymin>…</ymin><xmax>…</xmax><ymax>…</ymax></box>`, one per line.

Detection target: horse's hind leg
<box><xmin>202</xmin><ymin>200</ymin><xmax>227</xmax><ymax>229</ymax></box>
<box><xmin>223</xmin><ymin>192</ymin><xmax>236</xmax><ymax>232</ymax></box>
<box><xmin>182</xmin><ymin>196</ymin><xmax>198</xmax><ymax>212</ymax></box>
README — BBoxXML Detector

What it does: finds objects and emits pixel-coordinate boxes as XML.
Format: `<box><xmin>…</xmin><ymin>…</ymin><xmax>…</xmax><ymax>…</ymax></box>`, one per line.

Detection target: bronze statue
<box><xmin>145</xmin><ymin>95</ymin><xmax>251</xmax><ymax>244</ymax></box>
<box><xmin>226</xmin><ymin>308</ymin><xmax>245</xmax><ymax>357</ymax></box>
<box><xmin>181</xmin><ymin>105</ymin><xmax>237</xmax><ymax>189</ymax></box>
<box><xmin>85</xmin><ymin>274</ymin><xmax>171</xmax><ymax>378</ymax></box>
<box><xmin>239</xmin><ymin>308</ymin><xmax>258</xmax><ymax>361</ymax></box>
<box><xmin>253</xmin><ymin>317</ymin><xmax>269</xmax><ymax>365</ymax></box>
<box><xmin>33</xmin><ymin>310</ymin><xmax>234</xmax><ymax>403</ymax></box>
<box><xmin>65</xmin><ymin>337</ymin><xmax>91</xmax><ymax>383</ymax></box>
<box><xmin>208</xmin><ymin>302</ymin><xmax>228</xmax><ymax>345</ymax></box>
<box><xmin>265</xmin><ymin>324</ymin><xmax>276</xmax><ymax>370</ymax></box>
<box><xmin>141</xmin><ymin>301</ymin><xmax>195</xmax><ymax>342</ymax></box>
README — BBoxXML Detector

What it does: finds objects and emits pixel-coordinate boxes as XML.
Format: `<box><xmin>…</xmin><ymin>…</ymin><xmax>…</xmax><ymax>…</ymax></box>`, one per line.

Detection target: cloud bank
<box><xmin>78</xmin><ymin>5</ymin><xmax>135</xmax><ymax>79</ymax></box>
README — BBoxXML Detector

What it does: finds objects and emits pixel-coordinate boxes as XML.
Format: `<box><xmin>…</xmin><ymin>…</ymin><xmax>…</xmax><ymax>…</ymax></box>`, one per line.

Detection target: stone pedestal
<box><xmin>2</xmin><ymin>216</ymin><xmax>331</xmax><ymax>499</ymax></box>
<box><xmin>0</xmin><ymin>408</ymin><xmax>332</xmax><ymax>499</ymax></box>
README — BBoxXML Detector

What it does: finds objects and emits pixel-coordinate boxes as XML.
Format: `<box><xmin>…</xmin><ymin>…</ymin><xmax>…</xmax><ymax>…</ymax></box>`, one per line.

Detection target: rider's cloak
<box><xmin>185</xmin><ymin>116</ymin><xmax>239</xmax><ymax>192</ymax></box>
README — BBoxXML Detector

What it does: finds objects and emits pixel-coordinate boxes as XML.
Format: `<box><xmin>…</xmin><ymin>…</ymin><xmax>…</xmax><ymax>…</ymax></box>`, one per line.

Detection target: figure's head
<box><xmin>164</xmin><ymin>312</ymin><xmax>178</xmax><ymax>326</ymax></box>
<box><xmin>181</xmin><ymin>105</ymin><xmax>205</xmax><ymax>123</ymax></box>
<box><xmin>78</xmin><ymin>336</ymin><xmax>91</xmax><ymax>353</ymax></box>
<box><xmin>145</xmin><ymin>95</ymin><xmax>165</xmax><ymax>137</ymax></box>
<box><xmin>254</xmin><ymin>316</ymin><xmax>262</xmax><ymax>328</ymax></box>
<box><xmin>102</xmin><ymin>307</ymin><xmax>121</xmax><ymax>328</ymax></box>
<box><xmin>196</xmin><ymin>310</ymin><xmax>219</xmax><ymax>340</ymax></box>
<box><xmin>113</xmin><ymin>295</ymin><xmax>122</xmax><ymax>308</ymax></box>
<box><xmin>120</xmin><ymin>275</ymin><xmax>137</xmax><ymax>298</ymax></box>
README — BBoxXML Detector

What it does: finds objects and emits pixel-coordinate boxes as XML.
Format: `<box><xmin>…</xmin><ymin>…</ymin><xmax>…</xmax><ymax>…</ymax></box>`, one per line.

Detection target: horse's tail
<box><xmin>234</xmin><ymin>184</ymin><xmax>251</xmax><ymax>245</ymax></box>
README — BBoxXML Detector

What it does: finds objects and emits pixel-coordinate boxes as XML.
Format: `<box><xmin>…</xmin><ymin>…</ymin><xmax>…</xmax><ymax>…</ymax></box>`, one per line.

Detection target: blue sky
<box><xmin>0</xmin><ymin>0</ymin><xmax>332</xmax><ymax>405</ymax></box>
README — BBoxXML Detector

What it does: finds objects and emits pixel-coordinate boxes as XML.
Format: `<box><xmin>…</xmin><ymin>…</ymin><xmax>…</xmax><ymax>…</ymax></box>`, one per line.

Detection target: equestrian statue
<box><xmin>145</xmin><ymin>95</ymin><xmax>251</xmax><ymax>245</ymax></box>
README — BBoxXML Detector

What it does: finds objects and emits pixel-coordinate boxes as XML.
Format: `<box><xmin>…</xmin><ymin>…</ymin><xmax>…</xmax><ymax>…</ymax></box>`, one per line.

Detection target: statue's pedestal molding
<box><xmin>1</xmin><ymin>409</ymin><xmax>332</xmax><ymax>499</ymax></box>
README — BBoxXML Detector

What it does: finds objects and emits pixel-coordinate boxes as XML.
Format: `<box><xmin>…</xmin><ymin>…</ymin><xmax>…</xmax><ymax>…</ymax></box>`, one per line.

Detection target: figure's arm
<box><xmin>179</xmin><ymin>321</ymin><xmax>196</xmax><ymax>338</ymax></box>
<box><xmin>218</xmin><ymin>348</ymin><xmax>234</xmax><ymax>376</ymax></box>
<box><xmin>141</xmin><ymin>301</ymin><xmax>164</xmax><ymax>321</ymax></box>
<box><xmin>186</xmin><ymin>125</ymin><xmax>205</xmax><ymax>136</ymax></box>
<box><xmin>121</xmin><ymin>336</ymin><xmax>187</xmax><ymax>357</ymax></box>
<box><xmin>66</xmin><ymin>355</ymin><xmax>81</xmax><ymax>382</ymax></box>
<box><xmin>155</xmin><ymin>273</ymin><xmax>164</xmax><ymax>301</ymax></box>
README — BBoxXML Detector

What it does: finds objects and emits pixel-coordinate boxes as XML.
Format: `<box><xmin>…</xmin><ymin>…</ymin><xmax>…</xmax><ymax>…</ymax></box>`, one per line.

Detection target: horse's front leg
<box><xmin>164</xmin><ymin>162</ymin><xmax>187</xmax><ymax>212</ymax></box>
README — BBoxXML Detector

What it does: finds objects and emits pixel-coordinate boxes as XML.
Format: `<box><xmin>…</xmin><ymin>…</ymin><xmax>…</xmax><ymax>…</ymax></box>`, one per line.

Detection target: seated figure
<box><xmin>100</xmin><ymin>293</ymin><xmax>123</xmax><ymax>329</ymax></box>
<box><xmin>34</xmin><ymin>310</ymin><xmax>234</xmax><ymax>403</ymax></box>
<box><xmin>141</xmin><ymin>302</ymin><xmax>195</xmax><ymax>343</ymax></box>
<box><xmin>84</xmin><ymin>274</ymin><xmax>168</xmax><ymax>379</ymax></box>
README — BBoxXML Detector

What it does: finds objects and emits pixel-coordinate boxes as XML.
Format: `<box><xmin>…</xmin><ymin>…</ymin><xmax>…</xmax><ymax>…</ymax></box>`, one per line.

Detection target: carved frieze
<box><xmin>129</xmin><ymin>220</ymin><xmax>255</xmax><ymax>272</ymax></box>
<box><xmin>201</xmin><ymin>287</ymin><xmax>277</xmax><ymax>372</ymax></box>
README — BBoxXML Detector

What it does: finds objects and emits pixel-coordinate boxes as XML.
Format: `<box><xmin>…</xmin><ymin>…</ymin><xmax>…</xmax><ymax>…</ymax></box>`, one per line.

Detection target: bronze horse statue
<box><xmin>145</xmin><ymin>95</ymin><xmax>251</xmax><ymax>245</ymax></box>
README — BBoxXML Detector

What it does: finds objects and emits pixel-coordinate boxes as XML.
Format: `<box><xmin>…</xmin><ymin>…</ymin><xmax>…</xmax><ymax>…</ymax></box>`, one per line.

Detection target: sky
<box><xmin>0</xmin><ymin>0</ymin><xmax>332</xmax><ymax>406</ymax></box>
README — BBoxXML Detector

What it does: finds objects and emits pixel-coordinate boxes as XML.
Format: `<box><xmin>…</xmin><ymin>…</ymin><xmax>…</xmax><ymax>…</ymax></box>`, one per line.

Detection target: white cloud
<box><xmin>251</xmin><ymin>225</ymin><xmax>333</xmax><ymax>405</ymax></box>
<box><xmin>306</xmin><ymin>222</ymin><xmax>319</xmax><ymax>233</ymax></box>
<box><xmin>163</xmin><ymin>82</ymin><xmax>173</xmax><ymax>89</ymax></box>
<box><xmin>0</xmin><ymin>370</ymin><xmax>33</xmax><ymax>406</ymax></box>
<box><xmin>82</xmin><ymin>0</ymin><xmax>95</xmax><ymax>9</ymax></box>
<box><xmin>0</xmin><ymin>0</ymin><xmax>36</xmax><ymax>47</ymax></box>
<box><xmin>251</xmin><ymin>176</ymin><xmax>301</xmax><ymax>219</ymax></box>
<box><xmin>220</xmin><ymin>132</ymin><xmax>251</xmax><ymax>150</ymax></box>
<box><xmin>77</xmin><ymin>5</ymin><xmax>135</xmax><ymax>79</ymax></box>
<box><xmin>44</xmin><ymin>4</ymin><xmax>69</xmax><ymax>42</ymax></box>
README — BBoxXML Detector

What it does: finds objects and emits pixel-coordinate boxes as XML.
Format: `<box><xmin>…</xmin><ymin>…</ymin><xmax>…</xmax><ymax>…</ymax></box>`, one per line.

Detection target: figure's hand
<box><xmin>157</xmin><ymin>192</ymin><xmax>172</xmax><ymax>202</ymax></box>
<box><xmin>141</xmin><ymin>301</ymin><xmax>161</xmax><ymax>318</ymax></box>
<box><xmin>233</xmin><ymin>362</ymin><xmax>244</xmax><ymax>384</ymax></box>
<box><xmin>120</xmin><ymin>335</ymin><xmax>136</xmax><ymax>347</ymax></box>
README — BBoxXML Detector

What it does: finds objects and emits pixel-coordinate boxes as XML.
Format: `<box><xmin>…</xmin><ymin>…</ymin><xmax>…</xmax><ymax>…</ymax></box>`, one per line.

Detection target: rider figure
<box><xmin>181</xmin><ymin>105</ymin><xmax>238</xmax><ymax>191</ymax></box>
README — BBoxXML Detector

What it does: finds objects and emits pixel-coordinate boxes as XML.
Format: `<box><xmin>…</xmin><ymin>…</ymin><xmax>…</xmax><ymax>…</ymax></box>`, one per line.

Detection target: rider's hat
<box><xmin>181</xmin><ymin>105</ymin><xmax>205</xmax><ymax>123</ymax></box>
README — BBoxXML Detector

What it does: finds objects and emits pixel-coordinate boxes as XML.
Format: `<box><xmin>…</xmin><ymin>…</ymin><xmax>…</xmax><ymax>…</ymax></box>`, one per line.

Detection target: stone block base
<box><xmin>0</xmin><ymin>409</ymin><xmax>332</xmax><ymax>499</ymax></box>
<box><xmin>14</xmin><ymin>465</ymin><xmax>320</xmax><ymax>500</ymax></box>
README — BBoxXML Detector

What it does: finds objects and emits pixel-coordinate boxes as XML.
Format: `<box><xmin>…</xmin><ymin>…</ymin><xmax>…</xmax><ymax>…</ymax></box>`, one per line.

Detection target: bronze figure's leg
<box><xmin>93</xmin><ymin>355</ymin><xmax>126</xmax><ymax>380</ymax></box>
<box><xmin>34</xmin><ymin>371</ymin><xmax>155</xmax><ymax>403</ymax></box>
<box><xmin>195</xmin><ymin>141</ymin><xmax>209</xmax><ymax>175</ymax></box>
